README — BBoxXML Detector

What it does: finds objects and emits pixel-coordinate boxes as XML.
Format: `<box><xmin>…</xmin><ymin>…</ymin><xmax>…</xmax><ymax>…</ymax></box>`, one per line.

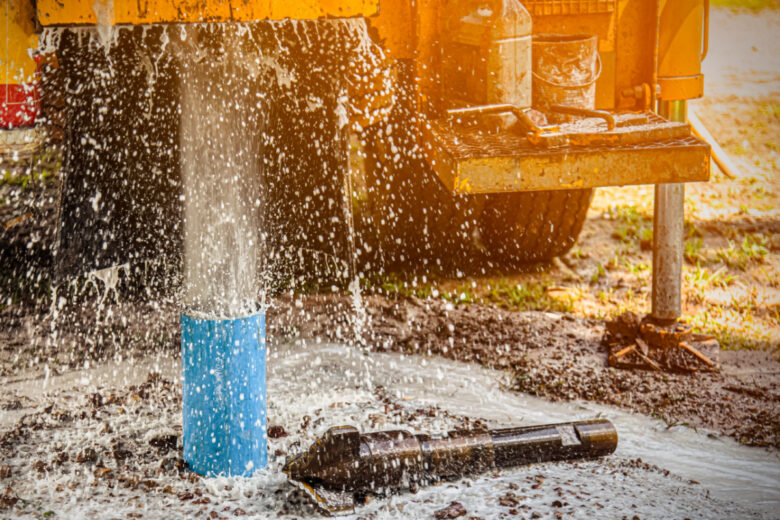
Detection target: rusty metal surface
<box><xmin>523</xmin><ymin>0</ymin><xmax>617</xmax><ymax>15</ymax></box>
<box><xmin>36</xmin><ymin>0</ymin><xmax>378</xmax><ymax>25</ymax></box>
<box><xmin>284</xmin><ymin>420</ymin><xmax>618</xmax><ymax>515</ymax></box>
<box><xmin>652</xmin><ymin>182</ymin><xmax>684</xmax><ymax>320</ymax></box>
<box><xmin>652</xmin><ymin>100</ymin><xmax>688</xmax><ymax>322</ymax></box>
<box><xmin>422</xmin><ymin>112</ymin><xmax>711</xmax><ymax>194</ymax></box>
<box><xmin>604</xmin><ymin>311</ymin><xmax>719</xmax><ymax>373</ymax></box>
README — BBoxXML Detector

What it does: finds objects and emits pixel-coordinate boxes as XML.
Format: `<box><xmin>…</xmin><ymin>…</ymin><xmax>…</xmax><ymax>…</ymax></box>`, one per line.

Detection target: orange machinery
<box><xmin>1</xmin><ymin>0</ymin><xmax>45</xmax><ymax>154</ymax></box>
<box><xmin>15</xmin><ymin>0</ymin><xmax>709</xmax><ymax>320</ymax></box>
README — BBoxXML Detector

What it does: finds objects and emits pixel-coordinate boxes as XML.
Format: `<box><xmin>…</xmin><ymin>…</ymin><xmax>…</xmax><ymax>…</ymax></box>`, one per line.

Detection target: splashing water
<box><xmin>177</xmin><ymin>27</ymin><xmax>264</xmax><ymax>318</ymax></box>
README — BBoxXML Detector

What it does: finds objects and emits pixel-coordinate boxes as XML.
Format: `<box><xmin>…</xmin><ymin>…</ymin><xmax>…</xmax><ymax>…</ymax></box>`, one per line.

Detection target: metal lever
<box><xmin>446</xmin><ymin>104</ymin><xmax>560</xmax><ymax>136</ymax></box>
<box><xmin>550</xmin><ymin>104</ymin><xmax>617</xmax><ymax>130</ymax></box>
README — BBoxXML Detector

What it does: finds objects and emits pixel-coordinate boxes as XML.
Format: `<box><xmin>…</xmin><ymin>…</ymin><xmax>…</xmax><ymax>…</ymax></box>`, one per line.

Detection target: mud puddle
<box><xmin>2</xmin><ymin>342</ymin><xmax>776</xmax><ymax>519</ymax></box>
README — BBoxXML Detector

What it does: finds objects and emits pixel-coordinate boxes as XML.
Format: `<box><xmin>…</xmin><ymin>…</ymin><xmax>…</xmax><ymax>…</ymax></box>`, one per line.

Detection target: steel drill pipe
<box><xmin>283</xmin><ymin>419</ymin><xmax>618</xmax><ymax>515</ymax></box>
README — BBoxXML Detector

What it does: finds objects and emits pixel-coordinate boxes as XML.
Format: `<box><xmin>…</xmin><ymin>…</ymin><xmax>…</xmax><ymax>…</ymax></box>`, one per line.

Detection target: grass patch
<box><xmin>608</xmin><ymin>205</ymin><xmax>653</xmax><ymax>250</ymax></box>
<box><xmin>362</xmin><ymin>274</ymin><xmax>574</xmax><ymax>312</ymax></box>
<box><xmin>711</xmin><ymin>233</ymin><xmax>769</xmax><ymax>270</ymax></box>
<box><xmin>0</xmin><ymin>147</ymin><xmax>61</xmax><ymax>191</ymax></box>
<box><xmin>486</xmin><ymin>279</ymin><xmax>573</xmax><ymax>313</ymax></box>
<box><xmin>756</xmin><ymin>100</ymin><xmax>780</xmax><ymax>119</ymax></box>
<box><xmin>687</xmin><ymin>307</ymin><xmax>776</xmax><ymax>356</ymax></box>
<box><xmin>685</xmin><ymin>264</ymin><xmax>734</xmax><ymax>304</ymax></box>
<box><xmin>684</xmin><ymin>238</ymin><xmax>705</xmax><ymax>264</ymax></box>
<box><xmin>362</xmin><ymin>272</ymin><xmax>434</xmax><ymax>300</ymax></box>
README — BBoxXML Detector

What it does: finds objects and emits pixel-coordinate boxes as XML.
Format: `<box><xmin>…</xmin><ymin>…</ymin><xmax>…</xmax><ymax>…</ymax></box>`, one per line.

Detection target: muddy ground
<box><xmin>2</xmin><ymin>340</ymin><xmax>768</xmax><ymax>520</ymax></box>
<box><xmin>271</xmin><ymin>293</ymin><xmax>780</xmax><ymax>450</ymax></box>
<box><xmin>1</xmin><ymin>290</ymin><xmax>777</xmax><ymax>452</ymax></box>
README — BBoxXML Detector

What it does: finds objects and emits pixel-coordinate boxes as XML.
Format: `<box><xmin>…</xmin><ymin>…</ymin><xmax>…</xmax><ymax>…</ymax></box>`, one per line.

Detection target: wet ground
<box><xmin>2</xmin><ymin>341</ymin><xmax>777</xmax><ymax>519</ymax></box>
<box><xmin>0</xmin><ymin>290</ymin><xmax>778</xmax><ymax>519</ymax></box>
<box><xmin>277</xmin><ymin>293</ymin><xmax>780</xmax><ymax>450</ymax></box>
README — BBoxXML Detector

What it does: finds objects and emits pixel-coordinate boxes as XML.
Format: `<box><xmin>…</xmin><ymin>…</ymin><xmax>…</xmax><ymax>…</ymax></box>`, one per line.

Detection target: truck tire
<box><xmin>479</xmin><ymin>189</ymin><xmax>593</xmax><ymax>263</ymax></box>
<box><xmin>39</xmin><ymin>59</ymin><xmax>66</xmax><ymax>145</ymax></box>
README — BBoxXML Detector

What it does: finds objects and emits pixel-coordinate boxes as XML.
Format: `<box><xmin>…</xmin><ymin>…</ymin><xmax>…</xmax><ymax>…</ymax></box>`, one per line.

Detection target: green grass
<box><xmin>364</xmin><ymin>272</ymin><xmax>435</xmax><ymax>300</ymax></box>
<box><xmin>687</xmin><ymin>309</ymin><xmax>774</xmax><ymax>354</ymax></box>
<box><xmin>608</xmin><ymin>205</ymin><xmax>653</xmax><ymax>250</ymax></box>
<box><xmin>0</xmin><ymin>147</ymin><xmax>61</xmax><ymax>190</ymax></box>
<box><xmin>711</xmin><ymin>234</ymin><xmax>769</xmax><ymax>270</ymax></box>
<box><xmin>362</xmin><ymin>274</ymin><xmax>574</xmax><ymax>312</ymax></box>
<box><xmin>486</xmin><ymin>279</ymin><xmax>573</xmax><ymax>313</ymax></box>
<box><xmin>684</xmin><ymin>237</ymin><xmax>705</xmax><ymax>264</ymax></box>
<box><xmin>711</xmin><ymin>0</ymin><xmax>780</xmax><ymax>10</ymax></box>
<box><xmin>685</xmin><ymin>264</ymin><xmax>734</xmax><ymax>304</ymax></box>
<box><xmin>756</xmin><ymin>100</ymin><xmax>780</xmax><ymax>119</ymax></box>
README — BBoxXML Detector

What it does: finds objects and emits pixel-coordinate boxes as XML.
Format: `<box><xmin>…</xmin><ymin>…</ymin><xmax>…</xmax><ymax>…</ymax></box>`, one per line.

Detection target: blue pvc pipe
<box><xmin>181</xmin><ymin>312</ymin><xmax>267</xmax><ymax>477</ymax></box>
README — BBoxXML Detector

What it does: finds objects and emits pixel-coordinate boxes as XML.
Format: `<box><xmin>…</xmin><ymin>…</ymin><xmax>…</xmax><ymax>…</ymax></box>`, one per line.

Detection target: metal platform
<box><xmin>422</xmin><ymin>114</ymin><xmax>711</xmax><ymax>195</ymax></box>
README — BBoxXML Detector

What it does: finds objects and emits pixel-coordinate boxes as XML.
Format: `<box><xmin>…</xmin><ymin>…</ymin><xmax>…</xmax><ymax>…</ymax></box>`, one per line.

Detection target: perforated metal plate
<box><xmin>422</xmin><ymin>114</ymin><xmax>711</xmax><ymax>194</ymax></box>
<box><xmin>522</xmin><ymin>0</ymin><xmax>616</xmax><ymax>16</ymax></box>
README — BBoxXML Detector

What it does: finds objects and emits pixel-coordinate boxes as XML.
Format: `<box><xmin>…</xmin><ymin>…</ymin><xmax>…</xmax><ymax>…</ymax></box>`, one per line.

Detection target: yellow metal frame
<box><xmin>2</xmin><ymin>0</ymin><xmax>38</xmax><ymax>86</ymax></box>
<box><xmin>36</xmin><ymin>0</ymin><xmax>379</xmax><ymax>26</ymax></box>
<box><xmin>658</xmin><ymin>0</ymin><xmax>707</xmax><ymax>100</ymax></box>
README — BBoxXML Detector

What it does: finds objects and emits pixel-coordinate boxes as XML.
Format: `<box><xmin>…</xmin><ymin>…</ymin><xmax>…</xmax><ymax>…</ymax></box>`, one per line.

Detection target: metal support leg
<box><xmin>652</xmin><ymin>100</ymin><xmax>687</xmax><ymax>322</ymax></box>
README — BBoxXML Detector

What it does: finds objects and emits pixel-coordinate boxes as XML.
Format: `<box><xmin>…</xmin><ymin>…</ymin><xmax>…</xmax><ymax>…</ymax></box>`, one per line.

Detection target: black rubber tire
<box><xmin>39</xmin><ymin>59</ymin><xmax>66</xmax><ymax>145</ymax></box>
<box><xmin>479</xmin><ymin>189</ymin><xmax>594</xmax><ymax>264</ymax></box>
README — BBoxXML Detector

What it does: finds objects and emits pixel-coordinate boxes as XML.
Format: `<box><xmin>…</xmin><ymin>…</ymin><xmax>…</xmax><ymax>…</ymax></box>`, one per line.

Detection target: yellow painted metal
<box><xmin>368</xmin><ymin>0</ymin><xmax>415</xmax><ymax>59</ymax></box>
<box><xmin>421</xmin><ymin>118</ymin><xmax>711</xmax><ymax>194</ymax></box>
<box><xmin>614</xmin><ymin>0</ymin><xmax>659</xmax><ymax>110</ymax></box>
<box><xmin>36</xmin><ymin>0</ymin><xmax>379</xmax><ymax>26</ymax></box>
<box><xmin>2</xmin><ymin>0</ymin><xmax>38</xmax><ymax>86</ymax></box>
<box><xmin>658</xmin><ymin>0</ymin><xmax>706</xmax><ymax>100</ymax></box>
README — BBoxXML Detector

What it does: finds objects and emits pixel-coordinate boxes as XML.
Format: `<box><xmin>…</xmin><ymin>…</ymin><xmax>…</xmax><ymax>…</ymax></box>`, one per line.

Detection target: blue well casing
<box><xmin>181</xmin><ymin>312</ymin><xmax>267</xmax><ymax>477</ymax></box>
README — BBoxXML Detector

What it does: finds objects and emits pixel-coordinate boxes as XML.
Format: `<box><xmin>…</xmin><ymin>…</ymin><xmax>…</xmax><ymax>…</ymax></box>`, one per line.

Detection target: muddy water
<box><xmin>4</xmin><ymin>342</ymin><xmax>777</xmax><ymax>518</ymax></box>
<box><xmin>271</xmin><ymin>343</ymin><xmax>779</xmax><ymax>516</ymax></box>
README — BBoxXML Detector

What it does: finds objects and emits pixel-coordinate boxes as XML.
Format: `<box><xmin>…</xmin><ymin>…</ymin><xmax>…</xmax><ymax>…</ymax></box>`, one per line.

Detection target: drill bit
<box><xmin>283</xmin><ymin>419</ymin><xmax>618</xmax><ymax>515</ymax></box>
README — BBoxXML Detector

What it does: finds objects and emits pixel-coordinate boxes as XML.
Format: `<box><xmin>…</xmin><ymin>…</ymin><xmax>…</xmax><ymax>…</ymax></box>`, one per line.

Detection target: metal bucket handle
<box><xmin>532</xmin><ymin>53</ymin><xmax>602</xmax><ymax>89</ymax></box>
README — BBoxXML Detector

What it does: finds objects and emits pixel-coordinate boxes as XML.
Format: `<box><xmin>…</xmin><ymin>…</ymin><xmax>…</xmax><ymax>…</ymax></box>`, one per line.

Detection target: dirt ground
<box><xmin>269</xmin><ymin>292</ymin><xmax>779</xmax><ymax>450</ymax></box>
<box><xmin>2</xmin><ymin>340</ymin><xmax>768</xmax><ymax>520</ymax></box>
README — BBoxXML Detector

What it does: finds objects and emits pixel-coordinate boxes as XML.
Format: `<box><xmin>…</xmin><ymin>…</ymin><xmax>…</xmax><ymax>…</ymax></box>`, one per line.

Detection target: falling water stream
<box><xmin>178</xmin><ymin>28</ymin><xmax>263</xmax><ymax>318</ymax></box>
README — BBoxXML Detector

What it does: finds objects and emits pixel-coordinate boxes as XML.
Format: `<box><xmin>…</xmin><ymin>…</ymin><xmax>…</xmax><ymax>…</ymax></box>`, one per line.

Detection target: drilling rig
<box><xmin>3</xmin><ymin>0</ymin><xmax>710</xmax><ymax>322</ymax></box>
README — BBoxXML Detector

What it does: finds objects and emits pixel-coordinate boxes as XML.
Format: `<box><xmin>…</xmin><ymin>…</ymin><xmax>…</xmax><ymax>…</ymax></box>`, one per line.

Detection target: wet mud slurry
<box><xmin>1</xmin><ymin>289</ymin><xmax>778</xmax><ymax>450</ymax></box>
<box><xmin>0</xmin><ymin>341</ymin><xmax>775</xmax><ymax>519</ymax></box>
<box><xmin>273</xmin><ymin>293</ymin><xmax>780</xmax><ymax>451</ymax></box>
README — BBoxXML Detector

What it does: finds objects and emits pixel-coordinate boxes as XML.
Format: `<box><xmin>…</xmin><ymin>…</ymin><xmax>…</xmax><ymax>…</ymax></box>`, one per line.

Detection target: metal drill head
<box><xmin>283</xmin><ymin>426</ymin><xmax>363</xmax><ymax>515</ymax></box>
<box><xmin>283</xmin><ymin>419</ymin><xmax>618</xmax><ymax>516</ymax></box>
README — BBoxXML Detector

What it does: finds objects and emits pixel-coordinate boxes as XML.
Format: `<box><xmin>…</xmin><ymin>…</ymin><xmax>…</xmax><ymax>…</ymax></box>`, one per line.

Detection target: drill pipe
<box><xmin>283</xmin><ymin>419</ymin><xmax>617</xmax><ymax>515</ymax></box>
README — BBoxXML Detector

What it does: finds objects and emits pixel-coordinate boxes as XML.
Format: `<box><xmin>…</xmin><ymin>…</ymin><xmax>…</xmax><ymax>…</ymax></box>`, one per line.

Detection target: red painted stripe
<box><xmin>1</xmin><ymin>83</ymin><xmax>41</xmax><ymax>129</ymax></box>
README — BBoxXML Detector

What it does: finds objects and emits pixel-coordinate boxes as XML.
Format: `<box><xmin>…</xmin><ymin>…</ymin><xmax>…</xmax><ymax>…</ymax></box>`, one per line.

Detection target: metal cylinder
<box><xmin>652</xmin><ymin>100</ymin><xmax>687</xmax><ymax>322</ymax></box>
<box><xmin>284</xmin><ymin>419</ymin><xmax>618</xmax><ymax>514</ymax></box>
<box><xmin>532</xmin><ymin>33</ymin><xmax>600</xmax><ymax>122</ymax></box>
<box><xmin>657</xmin><ymin>0</ymin><xmax>708</xmax><ymax>101</ymax></box>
